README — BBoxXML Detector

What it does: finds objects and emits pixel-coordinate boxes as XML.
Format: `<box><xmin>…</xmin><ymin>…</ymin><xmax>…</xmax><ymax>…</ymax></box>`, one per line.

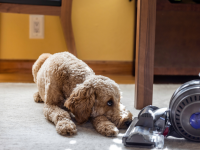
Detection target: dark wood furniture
<box><xmin>134</xmin><ymin>0</ymin><xmax>157</xmax><ymax>109</ymax></box>
<box><xmin>0</xmin><ymin>0</ymin><xmax>77</xmax><ymax>56</ymax></box>
<box><xmin>155</xmin><ymin>0</ymin><xmax>200</xmax><ymax>75</ymax></box>
<box><xmin>0</xmin><ymin>0</ymin><xmax>61</xmax><ymax>6</ymax></box>
<box><xmin>135</xmin><ymin>0</ymin><xmax>200</xmax><ymax>109</ymax></box>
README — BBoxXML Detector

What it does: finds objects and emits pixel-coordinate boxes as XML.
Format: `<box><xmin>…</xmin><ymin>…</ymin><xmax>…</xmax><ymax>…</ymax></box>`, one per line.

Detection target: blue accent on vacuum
<box><xmin>190</xmin><ymin>112</ymin><xmax>200</xmax><ymax>129</ymax></box>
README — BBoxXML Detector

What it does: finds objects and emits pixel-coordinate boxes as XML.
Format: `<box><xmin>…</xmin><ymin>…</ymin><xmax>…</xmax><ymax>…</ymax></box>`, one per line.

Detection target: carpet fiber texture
<box><xmin>0</xmin><ymin>83</ymin><xmax>199</xmax><ymax>150</ymax></box>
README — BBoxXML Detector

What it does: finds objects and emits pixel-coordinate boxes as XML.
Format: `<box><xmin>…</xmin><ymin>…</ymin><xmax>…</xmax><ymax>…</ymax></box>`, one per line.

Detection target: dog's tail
<box><xmin>32</xmin><ymin>53</ymin><xmax>52</xmax><ymax>83</ymax></box>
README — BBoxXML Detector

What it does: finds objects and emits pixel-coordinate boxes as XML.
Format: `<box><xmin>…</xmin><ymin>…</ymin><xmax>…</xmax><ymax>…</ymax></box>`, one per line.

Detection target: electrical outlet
<box><xmin>29</xmin><ymin>15</ymin><xmax>44</xmax><ymax>39</ymax></box>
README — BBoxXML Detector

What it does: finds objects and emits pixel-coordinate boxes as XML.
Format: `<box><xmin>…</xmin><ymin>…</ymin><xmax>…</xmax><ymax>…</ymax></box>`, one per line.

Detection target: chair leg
<box><xmin>60</xmin><ymin>0</ymin><xmax>77</xmax><ymax>57</ymax></box>
<box><xmin>134</xmin><ymin>0</ymin><xmax>156</xmax><ymax>109</ymax></box>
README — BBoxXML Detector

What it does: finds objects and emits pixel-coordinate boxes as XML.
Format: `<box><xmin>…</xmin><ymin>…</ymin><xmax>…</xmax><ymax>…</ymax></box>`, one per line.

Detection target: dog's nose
<box><xmin>125</xmin><ymin>120</ymin><xmax>132</xmax><ymax>127</ymax></box>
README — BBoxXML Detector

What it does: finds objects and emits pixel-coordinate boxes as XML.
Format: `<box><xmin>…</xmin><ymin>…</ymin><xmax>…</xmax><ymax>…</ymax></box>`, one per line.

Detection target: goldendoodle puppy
<box><xmin>32</xmin><ymin>52</ymin><xmax>133</xmax><ymax>136</ymax></box>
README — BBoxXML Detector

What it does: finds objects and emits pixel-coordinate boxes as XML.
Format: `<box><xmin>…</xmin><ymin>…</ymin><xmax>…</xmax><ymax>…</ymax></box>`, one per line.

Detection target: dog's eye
<box><xmin>107</xmin><ymin>99</ymin><xmax>113</xmax><ymax>106</ymax></box>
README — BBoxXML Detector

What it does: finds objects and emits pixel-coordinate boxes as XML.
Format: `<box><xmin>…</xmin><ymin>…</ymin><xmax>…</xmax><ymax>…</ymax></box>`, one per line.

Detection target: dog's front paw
<box><xmin>33</xmin><ymin>92</ymin><xmax>43</xmax><ymax>103</ymax></box>
<box><xmin>98</xmin><ymin>124</ymin><xmax>119</xmax><ymax>137</ymax></box>
<box><xmin>56</xmin><ymin>119</ymin><xmax>77</xmax><ymax>136</ymax></box>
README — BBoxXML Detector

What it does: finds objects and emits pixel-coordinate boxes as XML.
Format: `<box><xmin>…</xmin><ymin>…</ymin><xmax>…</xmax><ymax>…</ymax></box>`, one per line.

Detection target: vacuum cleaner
<box><xmin>123</xmin><ymin>79</ymin><xmax>200</xmax><ymax>148</ymax></box>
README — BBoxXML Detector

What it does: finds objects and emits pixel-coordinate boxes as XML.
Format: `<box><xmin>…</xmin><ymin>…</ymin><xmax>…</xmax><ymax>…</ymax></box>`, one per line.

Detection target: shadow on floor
<box><xmin>154</xmin><ymin>75</ymin><xmax>200</xmax><ymax>84</ymax></box>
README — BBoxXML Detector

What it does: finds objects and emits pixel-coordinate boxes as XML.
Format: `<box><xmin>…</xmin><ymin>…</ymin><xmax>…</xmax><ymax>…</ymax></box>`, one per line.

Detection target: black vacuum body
<box><xmin>123</xmin><ymin>80</ymin><xmax>200</xmax><ymax>148</ymax></box>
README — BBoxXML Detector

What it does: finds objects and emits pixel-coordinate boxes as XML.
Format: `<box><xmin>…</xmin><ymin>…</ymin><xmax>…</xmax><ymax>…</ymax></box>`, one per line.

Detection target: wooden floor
<box><xmin>0</xmin><ymin>73</ymin><xmax>135</xmax><ymax>84</ymax></box>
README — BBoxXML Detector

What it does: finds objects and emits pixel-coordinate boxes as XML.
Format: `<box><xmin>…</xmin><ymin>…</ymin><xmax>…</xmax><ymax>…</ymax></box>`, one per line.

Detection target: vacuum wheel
<box><xmin>169</xmin><ymin>80</ymin><xmax>200</xmax><ymax>142</ymax></box>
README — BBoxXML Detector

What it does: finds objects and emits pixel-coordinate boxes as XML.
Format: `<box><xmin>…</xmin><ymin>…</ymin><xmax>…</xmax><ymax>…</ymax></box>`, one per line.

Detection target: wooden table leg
<box><xmin>134</xmin><ymin>0</ymin><xmax>156</xmax><ymax>109</ymax></box>
<box><xmin>60</xmin><ymin>0</ymin><xmax>77</xmax><ymax>57</ymax></box>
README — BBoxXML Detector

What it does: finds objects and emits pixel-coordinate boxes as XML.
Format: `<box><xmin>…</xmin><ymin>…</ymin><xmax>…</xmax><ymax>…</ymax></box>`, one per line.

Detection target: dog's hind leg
<box><xmin>33</xmin><ymin>92</ymin><xmax>43</xmax><ymax>103</ymax></box>
<box><xmin>43</xmin><ymin>104</ymin><xmax>77</xmax><ymax>136</ymax></box>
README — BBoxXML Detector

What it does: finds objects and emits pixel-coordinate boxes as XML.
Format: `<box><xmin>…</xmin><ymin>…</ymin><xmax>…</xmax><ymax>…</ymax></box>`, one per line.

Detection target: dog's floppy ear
<box><xmin>64</xmin><ymin>85</ymin><xmax>95</xmax><ymax>124</ymax></box>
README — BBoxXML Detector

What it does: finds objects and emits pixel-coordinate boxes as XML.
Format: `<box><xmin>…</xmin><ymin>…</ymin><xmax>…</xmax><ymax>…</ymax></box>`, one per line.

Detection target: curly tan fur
<box><xmin>32</xmin><ymin>53</ymin><xmax>51</xmax><ymax>83</ymax></box>
<box><xmin>32</xmin><ymin>52</ymin><xmax>132</xmax><ymax>136</ymax></box>
<box><xmin>43</xmin><ymin>104</ymin><xmax>77</xmax><ymax>135</ymax></box>
<box><xmin>33</xmin><ymin>92</ymin><xmax>43</xmax><ymax>103</ymax></box>
<box><xmin>92</xmin><ymin>116</ymin><xmax>119</xmax><ymax>136</ymax></box>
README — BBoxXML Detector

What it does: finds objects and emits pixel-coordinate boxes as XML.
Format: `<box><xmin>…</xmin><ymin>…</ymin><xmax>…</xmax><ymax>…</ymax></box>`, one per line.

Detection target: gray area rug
<box><xmin>0</xmin><ymin>83</ymin><xmax>199</xmax><ymax>150</ymax></box>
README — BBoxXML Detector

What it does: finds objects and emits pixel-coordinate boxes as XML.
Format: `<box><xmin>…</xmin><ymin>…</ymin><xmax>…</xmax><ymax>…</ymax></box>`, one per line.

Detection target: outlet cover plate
<box><xmin>29</xmin><ymin>15</ymin><xmax>44</xmax><ymax>39</ymax></box>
